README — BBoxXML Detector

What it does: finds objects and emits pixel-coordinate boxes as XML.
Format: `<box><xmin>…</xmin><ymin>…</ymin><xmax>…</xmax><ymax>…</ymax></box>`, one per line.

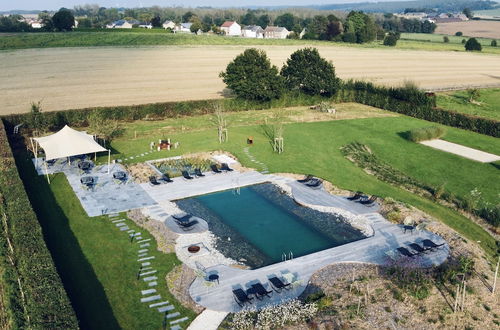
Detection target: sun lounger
<box><xmin>297</xmin><ymin>174</ymin><xmax>314</xmax><ymax>183</ymax></box>
<box><xmin>220</xmin><ymin>163</ymin><xmax>234</xmax><ymax>172</ymax></box>
<box><xmin>305</xmin><ymin>178</ymin><xmax>322</xmax><ymax>188</ymax></box>
<box><xmin>172</xmin><ymin>213</ymin><xmax>192</xmax><ymax>223</ymax></box>
<box><xmin>422</xmin><ymin>239</ymin><xmax>445</xmax><ymax>250</ymax></box>
<box><xmin>181</xmin><ymin>170</ymin><xmax>194</xmax><ymax>180</ymax></box>
<box><xmin>358</xmin><ymin>195</ymin><xmax>377</xmax><ymax>205</ymax></box>
<box><xmin>149</xmin><ymin>176</ymin><xmax>161</xmax><ymax>186</ymax></box>
<box><xmin>160</xmin><ymin>173</ymin><xmax>173</xmax><ymax>183</ymax></box>
<box><xmin>251</xmin><ymin>283</ymin><xmax>273</xmax><ymax>300</ymax></box>
<box><xmin>233</xmin><ymin>288</ymin><xmax>253</xmax><ymax>307</ymax></box>
<box><xmin>194</xmin><ymin>168</ymin><xmax>205</xmax><ymax>177</ymax></box>
<box><xmin>408</xmin><ymin>243</ymin><xmax>429</xmax><ymax>254</ymax></box>
<box><xmin>210</xmin><ymin>164</ymin><xmax>222</xmax><ymax>174</ymax></box>
<box><xmin>347</xmin><ymin>191</ymin><xmax>364</xmax><ymax>201</ymax></box>
<box><xmin>268</xmin><ymin>276</ymin><xmax>291</xmax><ymax>292</ymax></box>
<box><xmin>396</xmin><ymin>247</ymin><xmax>418</xmax><ymax>258</ymax></box>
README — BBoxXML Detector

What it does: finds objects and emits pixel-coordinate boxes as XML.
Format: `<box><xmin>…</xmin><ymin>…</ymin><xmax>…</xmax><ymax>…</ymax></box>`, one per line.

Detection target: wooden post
<box><xmin>492</xmin><ymin>256</ymin><xmax>499</xmax><ymax>295</ymax></box>
<box><xmin>454</xmin><ymin>284</ymin><xmax>460</xmax><ymax>313</ymax></box>
<box><xmin>461</xmin><ymin>280</ymin><xmax>466</xmax><ymax>312</ymax></box>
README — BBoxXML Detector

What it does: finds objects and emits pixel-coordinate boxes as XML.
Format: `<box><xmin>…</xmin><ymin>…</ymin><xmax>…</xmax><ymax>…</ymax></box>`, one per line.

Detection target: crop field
<box><xmin>434</xmin><ymin>20</ymin><xmax>500</xmax><ymax>39</ymax></box>
<box><xmin>400</xmin><ymin>32</ymin><xmax>495</xmax><ymax>45</ymax></box>
<box><xmin>2</xmin><ymin>45</ymin><xmax>500</xmax><ymax>115</ymax></box>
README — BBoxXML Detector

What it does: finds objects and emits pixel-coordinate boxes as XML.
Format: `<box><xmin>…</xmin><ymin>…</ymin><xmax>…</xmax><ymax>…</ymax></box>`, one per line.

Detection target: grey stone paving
<box><xmin>141</xmin><ymin>295</ymin><xmax>161</xmax><ymax>303</ymax></box>
<box><xmin>158</xmin><ymin>305</ymin><xmax>175</xmax><ymax>313</ymax></box>
<box><xmin>138</xmin><ymin>256</ymin><xmax>155</xmax><ymax>262</ymax></box>
<box><xmin>33</xmin><ymin>159</ymin><xmax>157</xmax><ymax>217</ymax></box>
<box><xmin>141</xmin><ymin>289</ymin><xmax>157</xmax><ymax>295</ymax></box>
<box><xmin>171</xmin><ymin>317</ymin><xmax>189</xmax><ymax>324</ymax></box>
<box><xmin>148</xmin><ymin>281</ymin><xmax>158</xmax><ymax>287</ymax></box>
<box><xmin>150</xmin><ymin>301</ymin><xmax>169</xmax><ymax>308</ymax></box>
<box><xmin>167</xmin><ymin>312</ymin><xmax>180</xmax><ymax>319</ymax></box>
<box><xmin>143</xmin><ymin>276</ymin><xmax>157</xmax><ymax>282</ymax></box>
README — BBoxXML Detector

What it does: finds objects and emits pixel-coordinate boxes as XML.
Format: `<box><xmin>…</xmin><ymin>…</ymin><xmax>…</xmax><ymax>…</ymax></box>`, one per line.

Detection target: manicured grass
<box><xmin>103</xmin><ymin>110</ymin><xmax>498</xmax><ymax>257</ymax></box>
<box><xmin>1</xmin><ymin>31</ymin><xmax>500</xmax><ymax>54</ymax></box>
<box><xmin>15</xmin><ymin>154</ymin><xmax>196</xmax><ymax>329</ymax></box>
<box><xmin>436</xmin><ymin>88</ymin><xmax>500</xmax><ymax>121</ymax></box>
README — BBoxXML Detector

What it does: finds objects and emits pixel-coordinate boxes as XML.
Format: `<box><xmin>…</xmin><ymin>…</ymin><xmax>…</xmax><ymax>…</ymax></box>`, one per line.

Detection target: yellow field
<box><xmin>1</xmin><ymin>45</ymin><xmax>500</xmax><ymax>115</ymax></box>
<box><xmin>435</xmin><ymin>20</ymin><xmax>500</xmax><ymax>39</ymax></box>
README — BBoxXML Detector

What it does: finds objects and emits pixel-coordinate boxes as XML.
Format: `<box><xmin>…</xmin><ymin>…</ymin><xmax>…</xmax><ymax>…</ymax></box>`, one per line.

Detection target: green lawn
<box><xmin>15</xmin><ymin>154</ymin><xmax>196</xmax><ymax>329</ymax></box>
<box><xmin>103</xmin><ymin>111</ymin><xmax>498</xmax><ymax>257</ymax></box>
<box><xmin>436</xmin><ymin>88</ymin><xmax>500</xmax><ymax>121</ymax></box>
<box><xmin>1</xmin><ymin>31</ymin><xmax>500</xmax><ymax>54</ymax></box>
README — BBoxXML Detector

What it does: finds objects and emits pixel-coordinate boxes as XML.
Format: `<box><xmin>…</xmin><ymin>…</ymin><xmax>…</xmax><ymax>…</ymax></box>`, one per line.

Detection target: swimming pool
<box><xmin>176</xmin><ymin>183</ymin><xmax>366</xmax><ymax>269</ymax></box>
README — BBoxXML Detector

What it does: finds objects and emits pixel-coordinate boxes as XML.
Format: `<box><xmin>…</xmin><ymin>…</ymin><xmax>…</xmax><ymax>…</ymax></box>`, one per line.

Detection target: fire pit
<box><xmin>188</xmin><ymin>245</ymin><xmax>200</xmax><ymax>253</ymax></box>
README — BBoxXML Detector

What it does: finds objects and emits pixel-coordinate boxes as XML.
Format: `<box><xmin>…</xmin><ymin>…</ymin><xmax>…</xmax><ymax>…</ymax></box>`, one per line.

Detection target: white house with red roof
<box><xmin>220</xmin><ymin>21</ymin><xmax>241</xmax><ymax>36</ymax></box>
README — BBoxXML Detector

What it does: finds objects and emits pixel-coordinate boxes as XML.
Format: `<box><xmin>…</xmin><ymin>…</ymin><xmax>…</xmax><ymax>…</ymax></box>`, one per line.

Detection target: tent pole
<box><xmin>30</xmin><ymin>138</ymin><xmax>37</xmax><ymax>167</ymax></box>
<box><xmin>107</xmin><ymin>150</ymin><xmax>111</xmax><ymax>174</ymax></box>
<box><xmin>94</xmin><ymin>152</ymin><xmax>97</xmax><ymax>162</ymax></box>
<box><xmin>44</xmin><ymin>162</ymin><xmax>50</xmax><ymax>184</ymax></box>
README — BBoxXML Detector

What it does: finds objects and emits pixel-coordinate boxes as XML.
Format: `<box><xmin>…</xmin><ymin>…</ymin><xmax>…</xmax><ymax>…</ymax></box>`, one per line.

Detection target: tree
<box><xmin>52</xmin><ymin>8</ymin><xmax>75</xmax><ymax>31</ymax></box>
<box><xmin>190</xmin><ymin>21</ymin><xmax>202</xmax><ymax>33</ymax></box>
<box><xmin>274</xmin><ymin>13</ymin><xmax>298</xmax><ymax>31</ymax></box>
<box><xmin>257</xmin><ymin>14</ymin><xmax>271</xmax><ymax>29</ymax></box>
<box><xmin>462</xmin><ymin>8</ymin><xmax>473</xmax><ymax>19</ymax></box>
<box><xmin>344</xmin><ymin>11</ymin><xmax>376</xmax><ymax>43</ymax></box>
<box><xmin>280</xmin><ymin>48</ymin><xmax>340</xmax><ymax>96</ymax></box>
<box><xmin>182</xmin><ymin>11</ymin><xmax>196</xmax><ymax>22</ymax></box>
<box><xmin>465</xmin><ymin>38</ymin><xmax>482</xmax><ymax>51</ymax></box>
<box><xmin>28</xmin><ymin>101</ymin><xmax>47</xmax><ymax>136</ymax></box>
<box><xmin>87</xmin><ymin>111</ymin><xmax>122</xmax><ymax>147</ymax></box>
<box><xmin>443</xmin><ymin>36</ymin><xmax>449</xmax><ymax>43</ymax></box>
<box><xmin>219</xmin><ymin>49</ymin><xmax>284</xmax><ymax>101</ymax></box>
<box><xmin>241</xmin><ymin>11</ymin><xmax>257</xmax><ymax>25</ymax></box>
<box><xmin>383</xmin><ymin>34</ymin><xmax>398</xmax><ymax>46</ymax></box>
<box><xmin>151</xmin><ymin>15</ymin><xmax>162</xmax><ymax>28</ymax></box>
<box><xmin>491</xmin><ymin>40</ymin><xmax>498</xmax><ymax>47</ymax></box>
<box><xmin>455</xmin><ymin>31</ymin><xmax>463</xmax><ymax>36</ymax></box>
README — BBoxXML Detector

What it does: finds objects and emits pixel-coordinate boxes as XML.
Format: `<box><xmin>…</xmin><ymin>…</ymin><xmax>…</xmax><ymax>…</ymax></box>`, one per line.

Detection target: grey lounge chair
<box><xmin>422</xmin><ymin>239</ymin><xmax>445</xmax><ymax>250</ymax></box>
<box><xmin>161</xmin><ymin>173</ymin><xmax>173</xmax><ymax>183</ymax></box>
<box><xmin>268</xmin><ymin>277</ymin><xmax>291</xmax><ymax>292</ymax></box>
<box><xmin>347</xmin><ymin>191</ymin><xmax>364</xmax><ymax>201</ymax></box>
<box><xmin>210</xmin><ymin>164</ymin><xmax>222</xmax><ymax>174</ymax></box>
<box><xmin>181</xmin><ymin>170</ymin><xmax>194</xmax><ymax>180</ymax></box>
<box><xmin>409</xmin><ymin>243</ymin><xmax>429</xmax><ymax>254</ymax></box>
<box><xmin>149</xmin><ymin>176</ymin><xmax>161</xmax><ymax>186</ymax></box>
<box><xmin>194</xmin><ymin>168</ymin><xmax>205</xmax><ymax>177</ymax></box>
<box><xmin>179</xmin><ymin>220</ymin><xmax>198</xmax><ymax>231</ymax></box>
<box><xmin>305</xmin><ymin>178</ymin><xmax>322</xmax><ymax>188</ymax></box>
<box><xmin>358</xmin><ymin>195</ymin><xmax>377</xmax><ymax>205</ymax></box>
<box><xmin>297</xmin><ymin>174</ymin><xmax>314</xmax><ymax>183</ymax></box>
<box><xmin>396</xmin><ymin>247</ymin><xmax>418</xmax><ymax>258</ymax></box>
<box><xmin>233</xmin><ymin>288</ymin><xmax>253</xmax><ymax>307</ymax></box>
<box><xmin>251</xmin><ymin>283</ymin><xmax>273</xmax><ymax>300</ymax></box>
<box><xmin>172</xmin><ymin>213</ymin><xmax>192</xmax><ymax>223</ymax></box>
<box><xmin>220</xmin><ymin>163</ymin><xmax>233</xmax><ymax>172</ymax></box>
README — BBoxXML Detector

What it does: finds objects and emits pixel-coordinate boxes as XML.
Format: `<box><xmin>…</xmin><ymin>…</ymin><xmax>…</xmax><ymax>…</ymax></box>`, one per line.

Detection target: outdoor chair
<box><xmin>305</xmin><ymin>178</ymin><xmax>322</xmax><ymax>188</ymax></box>
<box><xmin>178</xmin><ymin>219</ymin><xmax>199</xmax><ymax>231</ymax></box>
<box><xmin>172</xmin><ymin>213</ymin><xmax>192</xmax><ymax>223</ymax></box>
<box><xmin>408</xmin><ymin>243</ymin><xmax>430</xmax><ymax>254</ymax></box>
<box><xmin>396</xmin><ymin>247</ymin><xmax>418</xmax><ymax>258</ymax></box>
<box><xmin>358</xmin><ymin>195</ymin><xmax>377</xmax><ymax>206</ymax></box>
<box><xmin>194</xmin><ymin>168</ymin><xmax>205</xmax><ymax>177</ymax></box>
<box><xmin>422</xmin><ymin>239</ymin><xmax>445</xmax><ymax>250</ymax></box>
<box><xmin>149</xmin><ymin>176</ymin><xmax>161</xmax><ymax>186</ymax></box>
<box><xmin>297</xmin><ymin>174</ymin><xmax>314</xmax><ymax>183</ymax></box>
<box><xmin>268</xmin><ymin>276</ymin><xmax>291</xmax><ymax>292</ymax></box>
<box><xmin>160</xmin><ymin>173</ymin><xmax>173</xmax><ymax>183</ymax></box>
<box><xmin>347</xmin><ymin>191</ymin><xmax>364</xmax><ymax>201</ymax></box>
<box><xmin>251</xmin><ymin>282</ymin><xmax>273</xmax><ymax>300</ymax></box>
<box><xmin>210</xmin><ymin>164</ymin><xmax>222</xmax><ymax>174</ymax></box>
<box><xmin>46</xmin><ymin>159</ymin><xmax>56</xmax><ymax>167</ymax></box>
<box><xmin>233</xmin><ymin>288</ymin><xmax>253</xmax><ymax>307</ymax></box>
<box><xmin>220</xmin><ymin>163</ymin><xmax>234</xmax><ymax>172</ymax></box>
<box><xmin>181</xmin><ymin>170</ymin><xmax>194</xmax><ymax>180</ymax></box>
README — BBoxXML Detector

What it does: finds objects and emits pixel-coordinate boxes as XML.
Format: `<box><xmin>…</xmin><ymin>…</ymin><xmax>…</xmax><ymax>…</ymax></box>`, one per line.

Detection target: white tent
<box><xmin>31</xmin><ymin>125</ymin><xmax>111</xmax><ymax>181</ymax></box>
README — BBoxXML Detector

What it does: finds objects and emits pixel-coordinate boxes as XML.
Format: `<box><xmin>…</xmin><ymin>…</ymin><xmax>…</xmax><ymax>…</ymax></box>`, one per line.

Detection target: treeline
<box><xmin>0</xmin><ymin>15</ymin><xmax>32</xmax><ymax>32</ymax></box>
<box><xmin>0</xmin><ymin>120</ymin><xmax>78</xmax><ymax>328</ymax></box>
<box><xmin>378</xmin><ymin>14</ymin><xmax>436</xmax><ymax>33</ymax></box>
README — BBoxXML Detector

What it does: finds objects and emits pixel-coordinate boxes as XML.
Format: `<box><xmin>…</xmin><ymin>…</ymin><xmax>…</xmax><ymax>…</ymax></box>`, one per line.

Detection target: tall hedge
<box><xmin>0</xmin><ymin>120</ymin><xmax>78</xmax><ymax>328</ymax></box>
<box><xmin>1</xmin><ymin>82</ymin><xmax>498</xmax><ymax>138</ymax></box>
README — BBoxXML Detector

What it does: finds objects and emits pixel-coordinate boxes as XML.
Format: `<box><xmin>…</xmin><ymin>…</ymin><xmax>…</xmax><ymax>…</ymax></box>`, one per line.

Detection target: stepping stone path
<box><xmin>243</xmin><ymin>147</ymin><xmax>269</xmax><ymax>174</ymax></box>
<box><xmin>109</xmin><ymin>214</ymin><xmax>189</xmax><ymax>328</ymax></box>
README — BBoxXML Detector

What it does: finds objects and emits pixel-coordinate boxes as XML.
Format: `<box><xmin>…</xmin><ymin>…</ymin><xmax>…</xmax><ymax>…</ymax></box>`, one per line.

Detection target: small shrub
<box><xmin>491</xmin><ymin>40</ymin><xmax>497</xmax><ymax>47</ymax></box>
<box><xmin>455</xmin><ymin>31</ymin><xmax>463</xmax><ymax>36</ymax></box>
<box><xmin>383</xmin><ymin>34</ymin><xmax>398</xmax><ymax>46</ymax></box>
<box><xmin>387</xmin><ymin>210</ymin><xmax>402</xmax><ymax>222</ymax></box>
<box><xmin>462</xmin><ymin>39</ymin><xmax>466</xmax><ymax>44</ymax></box>
<box><xmin>443</xmin><ymin>36</ymin><xmax>449</xmax><ymax>43</ymax></box>
<box><xmin>483</xmin><ymin>304</ymin><xmax>491</xmax><ymax>312</ymax></box>
<box><xmin>465</xmin><ymin>38</ymin><xmax>482</xmax><ymax>51</ymax></box>
<box><xmin>406</xmin><ymin>126</ymin><xmax>446</xmax><ymax>142</ymax></box>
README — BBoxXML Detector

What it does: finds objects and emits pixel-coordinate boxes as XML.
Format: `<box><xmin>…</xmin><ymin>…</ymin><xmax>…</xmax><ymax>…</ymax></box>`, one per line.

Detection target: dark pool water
<box><xmin>175</xmin><ymin>183</ymin><xmax>366</xmax><ymax>269</ymax></box>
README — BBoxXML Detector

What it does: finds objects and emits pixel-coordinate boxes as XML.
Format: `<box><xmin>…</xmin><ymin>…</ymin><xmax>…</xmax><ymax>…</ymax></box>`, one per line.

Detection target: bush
<box><xmin>219</xmin><ymin>48</ymin><xmax>284</xmax><ymax>101</ymax></box>
<box><xmin>491</xmin><ymin>40</ymin><xmax>498</xmax><ymax>47</ymax></box>
<box><xmin>342</xmin><ymin>31</ymin><xmax>357</xmax><ymax>43</ymax></box>
<box><xmin>406</xmin><ymin>126</ymin><xmax>446</xmax><ymax>142</ymax></box>
<box><xmin>465</xmin><ymin>38</ymin><xmax>482</xmax><ymax>51</ymax></box>
<box><xmin>462</xmin><ymin>39</ymin><xmax>466</xmax><ymax>44</ymax></box>
<box><xmin>280</xmin><ymin>48</ymin><xmax>340</xmax><ymax>96</ymax></box>
<box><xmin>383</xmin><ymin>34</ymin><xmax>398</xmax><ymax>46</ymax></box>
<box><xmin>455</xmin><ymin>31</ymin><xmax>463</xmax><ymax>36</ymax></box>
<box><xmin>0</xmin><ymin>120</ymin><xmax>78</xmax><ymax>328</ymax></box>
<box><xmin>443</xmin><ymin>36</ymin><xmax>449</xmax><ymax>43</ymax></box>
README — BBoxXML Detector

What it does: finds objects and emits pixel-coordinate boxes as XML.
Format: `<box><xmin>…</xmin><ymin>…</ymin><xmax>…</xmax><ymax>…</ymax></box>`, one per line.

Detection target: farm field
<box><xmin>2</xmin><ymin>45</ymin><xmax>500</xmax><ymax>115</ymax></box>
<box><xmin>400</xmin><ymin>32</ymin><xmax>496</xmax><ymax>45</ymax></box>
<box><xmin>436</xmin><ymin>88</ymin><xmax>500</xmax><ymax>121</ymax></box>
<box><xmin>434</xmin><ymin>20</ymin><xmax>500</xmax><ymax>39</ymax></box>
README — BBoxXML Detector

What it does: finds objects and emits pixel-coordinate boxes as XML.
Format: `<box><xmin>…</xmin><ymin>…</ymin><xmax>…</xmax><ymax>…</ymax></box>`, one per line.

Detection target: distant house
<box><xmin>163</xmin><ymin>20</ymin><xmax>176</xmax><ymax>30</ymax></box>
<box><xmin>175</xmin><ymin>22</ymin><xmax>193</xmax><ymax>33</ymax></box>
<box><xmin>30</xmin><ymin>21</ymin><xmax>43</xmax><ymax>29</ymax></box>
<box><xmin>138</xmin><ymin>23</ymin><xmax>152</xmax><ymax>29</ymax></box>
<box><xmin>220</xmin><ymin>21</ymin><xmax>241</xmax><ymax>36</ymax></box>
<box><xmin>241</xmin><ymin>25</ymin><xmax>264</xmax><ymax>38</ymax></box>
<box><xmin>106</xmin><ymin>20</ymin><xmax>133</xmax><ymax>29</ymax></box>
<box><xmin>264</xmin><ymin>26</ymin><xmax>290</xmax><ymax>39</ymax></box>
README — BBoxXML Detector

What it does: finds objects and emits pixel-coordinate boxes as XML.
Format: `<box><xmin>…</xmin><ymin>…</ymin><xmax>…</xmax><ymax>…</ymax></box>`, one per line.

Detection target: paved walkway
<box><xmin>187</xmin><ymin>310</ymin><xmax>228</xmax><ymax>330</ymax></box>
<box><xmin>420</xmin><ymin>139</ymin><xmax>500</xmax><ymax>163</ymax></box>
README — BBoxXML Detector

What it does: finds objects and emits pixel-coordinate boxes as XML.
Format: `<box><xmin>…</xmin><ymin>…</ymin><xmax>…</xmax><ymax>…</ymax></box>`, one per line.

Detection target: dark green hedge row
<box><xmin>337</xmin><ymin>81</ymin><xmax>499</xmax><ymax>137</ymax></box>
<box><xmin>0</xmin><ymin>120</ymin><xmax>78</xmax><ymax>328</ymax></box>
<box><xmin>2</xmin><ymin>83</ymin><xmax>498</xmax><ymax>137</ymax></box>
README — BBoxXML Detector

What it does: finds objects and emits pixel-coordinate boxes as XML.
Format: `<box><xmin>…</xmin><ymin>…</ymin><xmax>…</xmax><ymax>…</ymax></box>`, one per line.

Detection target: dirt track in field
<box><xmin>1</xmin><ymin>45</ymin><xmax>500</xmax><ymax>115</ymax></box>
<box><xmin>435</xmin><ymin>20</ymin><xmax>500</xmax><ymax>39</ymax></box>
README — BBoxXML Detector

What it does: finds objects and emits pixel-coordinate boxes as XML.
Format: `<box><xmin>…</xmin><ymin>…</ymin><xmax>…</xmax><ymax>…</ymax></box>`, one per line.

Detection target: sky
<box><xmin>0</xmin><ymin>0</ymin><xmax>401</xmax><ymax>11</ymax></box>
